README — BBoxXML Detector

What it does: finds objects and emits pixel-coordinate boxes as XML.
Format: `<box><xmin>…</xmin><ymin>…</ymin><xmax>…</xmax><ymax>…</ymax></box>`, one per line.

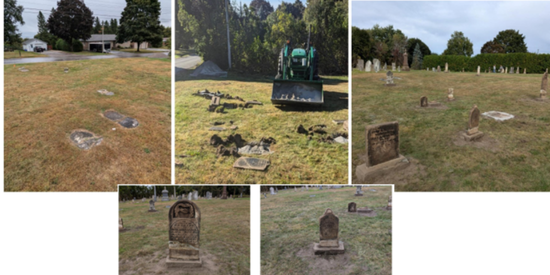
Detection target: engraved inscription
<box><xmin>366</xmin><ymin>122</ymin><xmax>399</xmax><ymax>166</ymax></box>
<box><xmin>169</xmin><ymin>219</ymin><xmax>200</xmax><ymax>246</ymax></box>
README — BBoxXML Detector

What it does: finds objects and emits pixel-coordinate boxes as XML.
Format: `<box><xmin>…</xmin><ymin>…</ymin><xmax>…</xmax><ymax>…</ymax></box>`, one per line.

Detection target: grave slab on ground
<box><xmin>233</xmin><ymin>157</ymin><xmax>270</xmax><ymax>171</ymax></box>
<box><xmin>70</xmin><ymin>130</ymin><xmax>103</xmax><ymax>150</ymax></box>
<box><xmin>481</xmin><ymin>111</ymin><xmax>514</xmax><ymax>121</ymax></box>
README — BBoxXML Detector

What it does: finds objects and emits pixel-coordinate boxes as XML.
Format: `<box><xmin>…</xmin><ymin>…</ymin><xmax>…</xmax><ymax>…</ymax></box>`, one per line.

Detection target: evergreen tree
<box><xmin>4</xmin><ymin>0</ymin><xmax>25</xmax><ymax>48</ymax></box>
<box><xmin>47</xmin><ymin>0</ymin><xmax>94</xmax><ymax>52</ymax></box>
<box><xmin>117</xmin><ymin>0</ymin><xmax>163</xmax><ymax>52</ymax></box>
<box><xmin>411</xmin><ymin>43</ymin><xmax>423</xmax><ymax>70</ymax></box>
<box><xmin>93</xmin><ymin>17</ymin><xmax>102</xmax><ymax>34</ymax></box>
<box><xmin>110</xmin><ymin>19</ymin><xmax>118</xmax><ymax>34</ymax></box>
<box><xmin>34</xmin><ymin>11</ymin><xmax>57</xmax><ymax>47</ymax></box>
<box><xmin>103</xmin><ymin>20</ymin><xmax>111</xmax><ymax>33</ymax></box>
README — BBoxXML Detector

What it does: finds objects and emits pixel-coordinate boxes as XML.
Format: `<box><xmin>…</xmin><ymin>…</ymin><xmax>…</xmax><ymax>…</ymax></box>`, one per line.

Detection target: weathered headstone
<box><xmin>354</xmin><ymin>186</ymin><xmax>363</xmax><ymax>196</ymax></box>
<box><xmin>541</xmin><ymin>71</ymin><xmax>548</xmax><ymax>100</ymax></box>
<box><xmin>516</xmin><ymin>67</ymin><xmax>519</xmax><ymax>74</ymax></box>
<box><xmin>148</xmin><ymin>200</ymin><xmax>157</xmax><ymax>212</ymax></box>
<box><xmin>313</xmin><ymin>209</ymin><xmax>345</xmax><ymax>255</ymax></box>
<box><xmin>420</xmin><ymin>96</ymin><xmax>428</xmax><ymax>107</ymax></box>
<box><xmin>166</xmin><ymin>200</ymin><xmax>202</xmax><ymax>267</ymax></box>
<box><xmin>270</xmin><ymin>187</ymin><xmax>275</xmax><ymax>195</ymax></box>
<box><xmin>392</xmin><ymin>63</ymin><xmax>396</xmax><ymax>71</ymax></box>
<box><xmin>447</xmin><ymin>88</ymin><xmax>455</xmax><ymax>101</ymax></box>
<box><xmin>162</xmin><ymin>187</ymin><xmax>169</xmax><ymax>201</ymax></box>
<box><xmin>510</xmin><ymin>67</ymin><xmax>514</xmax><ymax>74</ymax></box>
<box><xmin>398</xmin><ymin>66</ymin><xmax>401</xmax><ymax>72</ymax></box>
<box><xmin>193</xmin><ymin>191</ymin><xmax>198</xmax><ymax>200</ymax></box>
<box><xmin>445</xmin><ymin>62</ymin><xmax>449</xmax><ymax>73</ymax></box>
<box><xmin>384</xmin><ymin>71</ymin><xmax>396</xmax><ymax>86</ymax></box>
<box><xmin>437</xmin><ymin>65</ymin><xmax>441</xmax><ymax>72</ymax></box>
<box><xmin>188</xmin><ymin>193</ymin><xmax>192</xmax><ymax>201</ymax></box>
<box><xmin>461</xmin><ymin>105</ymin><xmax>484</xmax><ymax>141</ymax></box>
<box><xmin>432</xmin><ymin>67</ymin><xmax>435</xmax><ymax>72</ymax></box>
<box><xmin>387</xmin><ymin>196</ymin><xmax>392</xmax><ymax>210</ymax></box>
<box><xmin>524</xmin><ymin>68</ymin><xmax>527</xmax><ymax>74</ymax></box>
<box><xmin>348</xmin><ymin>202</ymin><xmax>357</xmax><ymax>212</ymax></box>
<box><xmin>402</xmin><ymin>53</ymin><xmax>410</xmax><ymax>71</ymax></box>
<box><xmin>383</xmin><ymin>63</ymin><xmax>387</xmax><ymax>71</ymax></box>
<box><xmin>119</xmin><ymin>218</ymin><xmax>124</xmax><ymax>232</ymax></box>
<box><xmin>365</xmin><ymin>60</ymin><xmax>372</xmax><ymax>72</ymax></box>
<box><xmin>356</xmin><ymin>59</ymin><xmax>364</xmax><ymax>71</ymax></box>
<box><xmin>373</xmin><ymin>59</ymin><xmax>381</xmax><ymax>72</ymax></box>
<box><xmin>505</xmin><ymin>67</ymin><xmax>508</xmax><ymax>74</ymax></box>
<box><xmin>319</xmin><ymin>186</ymin><xmax>322</xmax><ymax>190</ymax></box>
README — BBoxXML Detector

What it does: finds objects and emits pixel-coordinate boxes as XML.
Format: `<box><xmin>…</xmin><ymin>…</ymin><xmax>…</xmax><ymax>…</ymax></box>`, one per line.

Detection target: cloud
<box><xmin>352</xmin><ymin>1</ymin><xmax>550</xmax><ymax>55</ymax></box>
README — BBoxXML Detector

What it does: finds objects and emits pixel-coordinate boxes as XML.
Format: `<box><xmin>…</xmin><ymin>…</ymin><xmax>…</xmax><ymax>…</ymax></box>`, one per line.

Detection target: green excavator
<box><xmin>271</xmin><ymin>26</ymin><xmax>323</xmax><ymax>105</ymax></box>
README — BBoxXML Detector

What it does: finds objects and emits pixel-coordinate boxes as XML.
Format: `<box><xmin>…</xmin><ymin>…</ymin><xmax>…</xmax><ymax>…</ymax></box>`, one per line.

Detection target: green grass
<box><xmin>261</xmin><ymin>186</ymin><xmax>392</xmax><ymax>275</ymax></box>
<box><xmin>175</xmin><ymin>72</ymin><xmax>349</xmax><ymax>184</ymax></box>
<box><xmin>3</xmin><ymin>51</ymin><xmax>43</xmax><ymax>59</ymax></box>
<box><xmin>352</xmin><ymin>69</ymin><xmax>550</xmax><ymax>191</ymax></box>
<box><xmin>119</xmin><ymin>195</ymin><xmax>250</xmax><ymax>275</ymax></box>
<box><xmin>4</xmin><ymin>58</ymin><xmax>171</xmax><ymax>191</ymax></box>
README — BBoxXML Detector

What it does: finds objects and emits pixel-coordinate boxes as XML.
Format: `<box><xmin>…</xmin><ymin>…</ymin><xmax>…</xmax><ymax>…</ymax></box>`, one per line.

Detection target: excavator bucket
<box><xmin>271</xmin><ymin>79</ymin><xmax>324</xmax><ymax>105</ymax></box>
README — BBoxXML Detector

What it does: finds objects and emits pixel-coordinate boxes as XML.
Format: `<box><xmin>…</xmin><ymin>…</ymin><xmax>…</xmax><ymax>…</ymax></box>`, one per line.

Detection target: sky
<box><xmin>352</xmin><ymin>1</ymin><xmax>550</xmax><ymax>55</ymax></box>
<box><xmin>16</xmin><ymin>0</ymin><xmax>172</xmax><ymax>39</ymax></box>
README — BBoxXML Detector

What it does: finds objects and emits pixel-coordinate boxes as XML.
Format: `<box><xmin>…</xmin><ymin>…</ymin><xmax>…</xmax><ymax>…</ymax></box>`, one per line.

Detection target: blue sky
<box><xmin>17</xmin><ymin>0</ymin><xmax>171</xmax><ymax>39</ymax></box>
<box><xmin>352</xmin><ymin>1</ymin><xmax>550</xmax><ymax>55</ymax></box>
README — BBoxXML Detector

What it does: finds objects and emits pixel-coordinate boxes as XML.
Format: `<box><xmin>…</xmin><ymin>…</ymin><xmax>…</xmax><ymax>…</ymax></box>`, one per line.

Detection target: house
<box><xmin>116</xmin><ymin>40</ymin><xmax>149</xmax><ymax>50</ymax></box>
<box><xmin>22</xmin><ymin>38</ymin><xmax>48</xmax><ymax>51</ymax></box>
<box><xmin>81</xmin><ymin>34</ymin><xmax>116</xmax><ymax>52</ymax></box>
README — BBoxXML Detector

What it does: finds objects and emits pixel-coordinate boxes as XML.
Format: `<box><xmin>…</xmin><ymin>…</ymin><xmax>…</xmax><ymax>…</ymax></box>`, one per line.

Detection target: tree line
<box><xmin>118</xmin><ymin>186</ymin><xmax>250</xmax><ymax>201</ymax></box>
<box><xmin>177</xmin><ymin>0</ymin><xmax>348</xmax><ymax>75</ymax></box>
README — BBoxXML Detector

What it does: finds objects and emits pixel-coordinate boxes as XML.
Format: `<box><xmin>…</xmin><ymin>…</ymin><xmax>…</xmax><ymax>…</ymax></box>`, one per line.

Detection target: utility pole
<box><xmin>224</xmin><ymin>0</ymin><xmax>231</xmax><ymax>69</ymax></box>
<box><xmin>153</xmin><ymin>185</ymin><xmax>157</xmax><ymax>201</ymax></box>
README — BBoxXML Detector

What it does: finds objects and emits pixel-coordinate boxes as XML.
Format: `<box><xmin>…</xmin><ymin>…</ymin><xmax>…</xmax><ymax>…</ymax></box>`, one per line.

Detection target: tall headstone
<box><xmin>221</xmin><ymin>186</ymin><xmax>228</xmax><ymax>199</ymax></box>
<box><xmin>461</xmin><ymin>105</ymin><xmax>484</xmax><ymax>141</ymax></box>
<box><xmin>392</xmin><ymin>62</ymin><xmax>396</xmax><ymax>71</ymax></box>
<box><xmin>384</xmin><ymin>71</ymin><xmax>396</xmax><ymax>86</ymax></box>
<box><xmin>505</xmin><ymin>67</ymin><xmax>508</xmax><ymax>74</ymax></box>
<box><xmin>356</xmin><ymin>121</ymin><xmax>409</xmax><ymax>182</ymax></box>
<box><xmin>348</xmin><ymin>202</ymin><xmax>357</xmax><ymax>212</ymax></box>
<box><xmin>516</xmin><ymin>67</ymin><xmax>520</xmax><ymax>74</ymax></box>
<box><xmin>306</xmin><ymin>185</ymin><xmax>309</xmax><ymax>190</ymax></box>
<box><xmin>402</xmin><ymin>53</ymin><xmax>410</xmax><ymax>71</ymax></box>
<box><xmin>524</xmin><ymin>68</ymin><xmax>527</xmax><ymax>74</ymax></box>
<box><xmin>354</xmin><ymin>186</ymin><xmax>363</xmax><ymax>196</ymax></box>
<box><xmin>510</xmin><ymin>67</ymin><xmax>514</xmax><ymax>74</ymax></box>
<box><xmin>356</xmin><ymin>59</ymin><xmax>364</xmax><ymax>71</ymax></box>
<box><xmin>476</xmin><ymin>66</ymin><xmax>480</xmax><ymax>76</ymax></box>
<box><xmin>432</xmin><ymin>67</ymin><xmax>435</xmax><ymax>72</ymax></box>
<box><xmin>373</xmin><ymin>59</ymin><xmax>381</xmax><ymax>72</ymax></box>
<box><xmin>437</xmin><ymin>65</ymin><xmax>441</xmax><ymax>72</ymax></box>
<box><xmin>193</xmin><ymin>191</ymin><xmax>198</xmax><ymax>200</ymax></box>
<box><xmin>188</xmin><ymin>192</ymin><xmax>192</xmax><ymax>201</ymax></box>
<box><xmin>398</xmin><ymin>66</ymin><xmax>401</xmax><ymax>72</ymax></box>
<box><xmin>313</xmin><ymin>209</ymin><xmax>345</xmax><ymax>255</ymax></box>
<box><xmin>445</xmin><ymin>62</ymin><xmax>449</xmax><ymax>73</ymax></box>
<box><xmin>119</xmin><ymin>218</ymin><xmax>124</xmax><ymax>231</ymax></box>
<box><xmin>541</xmin><ymin>71</ymin><xmax>548</xmax><ymax>100</ymax></box>
<box><xmin>162</xmin><ymin>187</ymin><xmax>169</xmax><ymax>202</ymax></box>
<box><xmin>383</xmin><ymin>63</ymin><xmax>387</xmax><ymax>71</ymax></box>
<box><xmin>365</xmin><ymin>60</ymin><xmax>372</xmax><ymax>72</ymax></box>
<box><xmin>166</xmin><ymin>200</ymin><xmax>202</xmax><ymax>267</ymax></box>
<box><xmin>270</xmin><ymin>187</ymin><xmax>275</xmax><ymax>195</ymax></box>
<box><xmin>148</xmin><ymin>200</ymin><xmax>157</xmax><ymax>212</ymax></box>
<box><xmin>447</xmin><ymin>88</ymin><xmax>455</xmax><ymax>101</ymax></box>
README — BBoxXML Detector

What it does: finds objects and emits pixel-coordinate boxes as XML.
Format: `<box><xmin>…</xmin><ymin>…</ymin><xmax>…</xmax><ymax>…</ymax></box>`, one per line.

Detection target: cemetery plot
<box><xmin>4</xmin><ymin>58</ymin><xmax>171</xmax><ymax>191</ymax></box>
<box><xmin>175</xmin><ymin>73</ymin><xmax>349</xmax><ymax>184</ymax></box>
<box><xmin>261</xmin><ymin>185</ymin><xmax>392</xmax><ymax>275</ymax></box>
<box><xmin>352</xmin><ymin>69</ymin><xmax>550</xmax><ymax>191</ymax></box>
<box><xmin>119</xmin><ymin>186</ymin><xmax>250</xmax><ymax>275</ymax></box>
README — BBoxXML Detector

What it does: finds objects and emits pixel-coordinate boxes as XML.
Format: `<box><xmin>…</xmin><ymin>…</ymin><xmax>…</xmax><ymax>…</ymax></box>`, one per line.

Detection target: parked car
<box><xmin>33</xmin><ymin>47</ymin><xmax>45</xmax><ymax>52</ymax></box>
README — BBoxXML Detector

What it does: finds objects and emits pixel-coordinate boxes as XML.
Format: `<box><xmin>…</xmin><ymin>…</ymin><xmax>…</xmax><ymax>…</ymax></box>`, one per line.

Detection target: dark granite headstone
<box><xmin>365</xmin><ymin>122</ymin><xmax>400</xmax><ymax>166</ymax></box>
<box><xmin>348</xmin><ymin>202</ymin><xmax>357</xmax><ymax>212</ymax></box>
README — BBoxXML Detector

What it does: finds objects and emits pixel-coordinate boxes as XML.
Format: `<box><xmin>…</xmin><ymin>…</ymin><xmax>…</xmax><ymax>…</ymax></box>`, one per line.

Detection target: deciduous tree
<box><xmin>442</xmin><ymin>31</ymin><xmax>473</xmax><ymax>57</ymax></box>
<box><xmin>480</xmin><ymin>40</ymin><xmax>505</xmax><ymax>54</ymax></box>
<box><xmin>47</xmin><ymin>0</ymin><xmax>94</xmax><ymax>52</ymax></box>
<box><xmin>4</xmin><ymin>0</ymin><xmax>25</xmax><ymax>47</ymax></box>
<box><xmin>493</xmin><ymin>29</ymin><xmax>527</xmax><ymax>53</ymax></box>
<box><xmin>117</xmin><ymin>0</ymin><xmax>163</xmax><ymax>52</ymax></box>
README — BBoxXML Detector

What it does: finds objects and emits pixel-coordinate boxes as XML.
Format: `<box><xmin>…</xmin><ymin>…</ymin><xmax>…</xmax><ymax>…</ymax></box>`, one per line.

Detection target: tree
<box><xmin>352</xmin><ymin>26</ymin><xmax>372</xmax><ymax>63</ymax></box>
<box><xmin>47</xmin><ymin>0</ymin><xmax>94</xmax><ymax>52</ymax></box>
<box><xmin>103</xmin><ymin>20</ymin><xmax>111</xmax><ymax>34</ymax></box>
<box><xmin>493</xmin><ymin>29</ymin><xmax>527</xmax><ymax>53</ymax></box>
<box><xmin>4</xmin><ymin>0</ymin><xmax>25</xmax><ymax>48</ymax></box>
<box><xmin>110</xmin><ymin>19</ymin><xmax>118</xmax><ymax>34</ymax></box>
<box><xmin>367</xmin><ymin>24</ymin><xmax>407</xmax><ymax>63</ymax></box>
<box><xmin>162</xmin><ymin>26</ymin><xmax>171</xmax><ymax>38</ymax></box>
<box><xmin>250</xmin><ymin>0</ymin><xmax>273</xmax><ymax>20</ymax></box>
<box><xmin>117</xmin><ymin>0</ymin><xmax>163</xmax><ymax>52</ymax></box>
<box><xmin>480</xmin><ymin>40</ymin><xmax>505</xmax><ymax>54</ymax></box>
<box><xmin>277</xmin><ymin>0</ymin><xmax>305</xmax><ymax>20</ymax></box>
<box><xmin>406</xmin><ymin>38</ymin><xmax>431</xmax><ymax>66</ymax></box>
<box><xmin>93</xmin><ymin>17</ymin><xmax>102</xmax><ymax>34</ymax></box>
<box><xmin>442</xmin><ymin>31</ymin><xmax>473</xmax><ymax>57</ymax></box>
<box><xmin>411</xmin><ymin>43</ymin><xmax>423</xmax><ymax>70</ymax></box>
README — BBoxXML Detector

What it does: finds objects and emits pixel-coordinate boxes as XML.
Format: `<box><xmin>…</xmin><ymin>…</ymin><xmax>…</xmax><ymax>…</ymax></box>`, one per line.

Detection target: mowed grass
<box><xmin>352</xmin><ymin>69</ymin><xmax>550</xmax><ymax>191</ymax></box>
<box><xmin>119</xmin><ymin>197</ymin><xmax>250</xmax><ymax>275</ymax></box>
<box><xmin>175</xmin><ymin>73</ymin><xmax>349</xmax><ymax>184</ymax></box>
<box><xmin>4</xmin><ymin>58</ymin><xmax>171</xmax><ymax>191</ymax></box>
<box><xmin>4</xmin><ymin>51</ymin><xmax>44</xmax><ymax>59</ymax></box>
<box><xmin>261</xmin><ymin>186</ymin><xmax>392</xmax><ymax>275</ymax></box>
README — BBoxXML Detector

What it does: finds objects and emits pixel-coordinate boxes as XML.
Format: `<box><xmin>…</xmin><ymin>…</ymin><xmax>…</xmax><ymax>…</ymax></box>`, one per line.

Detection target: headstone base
<box><xmin>356</xmin><ymin>155</ymin><xmax>409</xmax><ymax>183</ymax></box>
<box><xmin>354</xmin><ymin>193</ymin><xmax>364</xmax><ymax>196</ymax></box>
<box><xmin>166</xmin><ymin>256</ymin><xmax>202</xmax><ymax>268</ymax></box>
<box><xmin>357</xmin><ymin>207</ymin><xmax>373</xmax><ymax>213</ymax></box>
<box><xmin>461</xmin><ymin>131</ymin><xmax>484</xmax><ymax>141</ymax></box>
<box><xmin>313</xmin><ymin>241</ymin><xmax>345</xmax><ymax>255</ymax></box>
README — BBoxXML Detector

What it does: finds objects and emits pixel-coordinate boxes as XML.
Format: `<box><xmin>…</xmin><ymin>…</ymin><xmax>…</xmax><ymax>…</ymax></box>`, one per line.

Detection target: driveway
<box><xmin>176</xmin><ymin>54</ymin><xmax>202</xmax><ymax>70</ymax></box>
<box><xmin>4</xmin><ymin>50</ymin><xmax>168</xmax><ymax>65</ymax></box>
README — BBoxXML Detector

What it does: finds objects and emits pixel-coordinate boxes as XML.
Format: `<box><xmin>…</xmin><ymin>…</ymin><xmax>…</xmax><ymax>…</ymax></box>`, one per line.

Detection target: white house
<box><xmin>22</xmin><ymin>38</ymin><xmax>48</xmax><ymax>51</ymax></box>
<box><xmin>81</xmin><ymin>34</ymin><xmax>149</xmax><ymax>51</ymax></box>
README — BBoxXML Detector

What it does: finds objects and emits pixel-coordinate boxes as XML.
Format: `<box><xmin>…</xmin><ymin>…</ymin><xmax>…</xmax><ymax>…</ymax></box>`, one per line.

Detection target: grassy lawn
<box><xmin>118</xmin><ymin>48</ymin><xmax>160</xmax><ymax>54</ymax></box>
<box><xmin>352</xmin><ymin>69</ymin><xmax>550</xmax><ymax>191</ymax></box>
<box><xmin>261</xmin><ymin>186</ymin><xmax>392</xmax><ymax>275</ymax></box>
<box><xmin>4</xmin><ymin>51</ymin><xmax>44</xmax><ymax>59</ymax></box>
<box><xmin>119</xmin><ymin>195</ymin><xmax>250</xmax><ymax>275</ymax></box>
<box><xmin>175</xmin><ymin>72</ymin><xmax>349</xmax><ymax>184</ymax></box>
<box><xmin>4</xmin><ymin>58</ymin><xmax>171</xmax><ymax>191</ymax></box>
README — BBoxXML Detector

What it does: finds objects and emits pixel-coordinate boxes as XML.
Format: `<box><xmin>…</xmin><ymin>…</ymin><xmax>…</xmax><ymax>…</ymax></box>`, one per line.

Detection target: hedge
<box><xmin>423</xmin><ymin>53</ymin><xmax>550</xmax><ymax>74</ymax></box>
<box><xmin>54</xmin><ymin>38</ymin><xmax>83</xmax><ymax>52</ymax></box>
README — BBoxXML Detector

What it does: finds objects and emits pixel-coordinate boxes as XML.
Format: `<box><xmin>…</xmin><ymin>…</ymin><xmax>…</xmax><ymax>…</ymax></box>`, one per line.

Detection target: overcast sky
<box><xmin>352</xmin><ymin>1</ymin><xmax>550</xmax><ymax>55</ymax></box>
<box><xmin>17</xmin><ymin>0</ymin><xmax>171</xmax><ymax>39</ymax></box>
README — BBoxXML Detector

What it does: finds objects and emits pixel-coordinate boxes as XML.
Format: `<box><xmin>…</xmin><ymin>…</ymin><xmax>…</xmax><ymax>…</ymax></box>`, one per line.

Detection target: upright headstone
<box><xmin>383</xmin><ymin>63</ymin><xmax>387</xmax><ymax>71</ymax></box>
<box><xmin>355</xmin><ymin>186</ymin><xmax>363</xmax><ymax>196</ymax></box>
<box><xmin>505</xmin><ymin>67</ymin><xmax>508</xmax><ymax>74</ymax></box>
<box><xmin>437</xmin><ymin>65</ymin><xmax>441</xmax><ymax>72</ymax></box>
<box><xmin>398</xmin><ymin>66</ymin><xmax>401</xmax><ymax>72</ymax></box>
<box><xmin>188</xmin><ymin>192</ymin><xmax>192</xmax><ymax>201</ymax></box>
<box><xmin>166</xmin><ymin>200</ymin><xmax>202</xmax><ymax>267</ymax></box>
<box><xmin>313</xmin><ymin>209</ymin><xmax>345</xmax><ymax>255</ymax></box>
<box><xmin>510</xmin><ymin>67</ymin><xmax>514</xmax><ymax>74</ymax></box>
<box><xmin>476</xmin><ymin>66</ymin><xmax>480</xmax><ymax>76</ymax></box>
<box><xmin>524</xmin><ymin>68</ymin><xmax>527</xmax><ymax>74</ymax></box>
<box><xmin>427</xmin><ymin>68</ymin><xmax>429</xmax><ymax>71</ymax></box>
<box><xmin>461</xmin><ymin>105</ymin><xmax>484</xmax><ymax>141</ymax></box>
<box><xmin>221</xmin><ymin>186</ymin><xmax>228</xmax><ymax>199</ymax></box>
<box><xmin>348</xmin><ymin>202</ymin><xmax>357</xmax><ymax>212</ymax></box>
<box><xmin>306</xmin><ymin>185</ymin><xmax>309</xmax><ymax>190</ymax></box>
<box><xmin>193</xmin><ymin>191</ymin><xmax>198</xmax><ymax>200</ymax></box>
<box><xmin>384</xmin><ymin>71</ymin><xmax>395</xmax><ymax>86</ymax></box>
<box><xmin>541</xmin><ymin>71</ymin><xmax>548</xmax><ymax>100</ymax></box>
<box><xmin>373</xmin><ymin>59</ymin><xmax>380</xmax><ymax>72</ymax></box>
<box><xmin>356</xmin><ymin>59</ymin><xmax>364</xmax><ymax>71</ymax></box>
<box><xmin>162</xmin><ymin>187</ymin><xmax>169</xmax><ymax>202</ymax></box>
<box><xmin>119</xmin><ymin>218</ymin><xmax>124</xmax><ymax>231</ymax></box>
<box><xmin>516</xmin><ymin>67</ymin><xmax>520</xmax><ymax>74</ymax></box>
<box><xmin>392</xmin><ymin>62</ymin><xmax>396</xmax><ymax>71</ymax></box>
<box><xmin>148</xmin><ymin>200</ymin><xmax>157</xmax><ymax>212</ymax></box>
<box><xmin>365</xmin><ymin>60</ymin><xmax>372</xmax><ymax>72</ymax></box>
<box><xmin>319</xmin><ymin>186</ymin><xmax>322</xmax><ymax>190</ymax></box>
<box><xmin>270</xmin><ymin>187</ymin><xmax>275</xmax><ymax>195</ymax></box>
<box><xmin>402</xmin><ymin>53</ymin><xmax>410</xmax><ymax>71</ymax></box>
<box><xmin>447</xmin><ymin>88</ymin><xmax>455</xmax><ymax>101</ymax></box>
<box><xmin>432</xmin><ymin>67</ymin><xmax>436</xmax><ymax>72</ymax></box>
<box><xmin>420</xmin><ymin>96</ymin><xmax>428</xmax><ymax>107</ymax></box>
<box><xmin>445</xmin><ymin>62</ymin><xmax>449</xmax><ymax>73</ymax></box>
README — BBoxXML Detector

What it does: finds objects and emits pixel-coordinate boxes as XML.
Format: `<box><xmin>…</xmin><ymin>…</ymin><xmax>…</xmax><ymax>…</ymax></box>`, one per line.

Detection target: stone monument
<box><xmin>365</xmin><ymin>60</ymin><xmax>372</xmax><ymax>72</ymax></box>
<box><xmin>313</xmin><ymin>209</ymin><xmax>345</xmax><ymax>255</ymax></box>
<box><xmin>541</xmin><ymin>71</ymin><xmax>548</xmax><ymax>100</ymax></box>
<box><xmin>355</xmin><ymin>186</ymin><xmax>363</xmax><ymax>196</ymax></box>
<box><xmin>392</xmin><ymin>62</ymin><xmax>396</xmax><ymax>71</ymax></box>
<box><xmin>356</xmin><ymin>121</ymin><xmax>409</xmax><ymax>183</ymax></box>
<box><xmin>386</xmin><ymin>196</ymin><xmax>392</xmax><ymax>210</ymax></box>
<box><xmin>437</xmin><ymin>65</ymin><xmax>441</xmax><ymax>72</ymax></box>
<box><xmin>420</xmin><ymin>96</ymin><xmax>428</xmax><ymax>107</ymax></box>
<box><xmin>119</xmin><ymin>218</ymin><xmax>124</xmax><ymax>232</ymax></box>
<box><xmin>162</xmin><ymin>187</ymin><xmax>169</xmax><ymax>201</ymax></box>
<box><xmin>461</xmin><ymin>105</ymin><xmax>484</xmax><ymax>141</ymax></box>
<box><xmin>148</xmin><ymin>200</ymin><xmax>157</xmax><ymax>212</ymax></box>
<box><xmin>510</xmin><ymin>67</ymin><xmax>514</xmax><ymax>74</ymax></box>
<box><xmin>348</xmin><ymin>202</ymin><xmax>357</xmax><ymax>212</ymax></box>
<box><xmin>398</xmin><ymin>66</ymin><xmax>401</xmax><ymax>72</ymax></box>
<box><xmin>193</xmin><ymin>191</ymin><xmax>198</xmax><ymax>200</ymax></box>
<box><xmin>445</xmin><ymin>62</ymin><xmax>449</xmax><ymax>73</ymax></box>
<box><xmin>447</xmin><ymin>88</ymin><xmax>455</xmax><ymax>101</ymax></box>
<box><xmin>402</xmin><ymin>53</ymin><xmax>410</xmax><ymax>71</ymax></box>
<box><xmin>383</xmin><ymin>63</ymin><xmax>387</xmax><ymax>71</ymax></box>
<box><xmin>384</xmin><ymin>71</ymin><xmax>396</xmax><ymax>86</ymax></box>
<box><xmin>270</xmin><ymin>187</ymin><xmax>275</xmax><ymax>195</ymax></box>
<box><xmin>188</xmin><ymin>193</ymin><xmax>193</xmax><ymax>201</ymax></box>
<box><xmin>356</xmin><ymin>59</ymin><xmax>364</xmax><ymax>71</ymax></box>
<box><xmin>166</xmin><ymin>200</ymin><xmax>202</xmax><ymax>267</ymax></box>
<box><xmin>373</xmin><ymin>59</ymin><xmax>380</xmax><ymax>72</ymax></box>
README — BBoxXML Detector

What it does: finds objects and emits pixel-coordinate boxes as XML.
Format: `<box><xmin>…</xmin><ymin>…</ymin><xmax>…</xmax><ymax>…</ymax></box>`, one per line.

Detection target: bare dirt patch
<box><xmin>296</xmin><ymin>243</ymin><xmax>361</xmax><ymax>275</ymax></box>
<box><xmin>452</xmin><ymin>131</ymin><xmax>500</xmax><ymax>152</ymax></box>
<box><xmin>120</xmin><ymin>250</ymin><xmax>220</xmax><ymax>275</ymax></box>
<box><xmin>356</xmin><ymin>155</ymin><xmax>427</xmax><ymax>185</ymax></box>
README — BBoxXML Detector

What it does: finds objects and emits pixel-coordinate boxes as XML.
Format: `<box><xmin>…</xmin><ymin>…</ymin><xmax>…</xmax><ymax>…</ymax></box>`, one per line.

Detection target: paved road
<box><xmin>4</xmin><ymin>50</ymin><xmax>169</xmax><ymax>65</ymax></box>
<box><xmin>175</xmin><ymin>54</ymin><xmax>202</xmax><ymax>70</ymax></box>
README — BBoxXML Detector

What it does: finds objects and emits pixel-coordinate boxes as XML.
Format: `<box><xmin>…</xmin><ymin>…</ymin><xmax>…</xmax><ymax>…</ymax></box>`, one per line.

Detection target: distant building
<box><xmin>81</xmin><ymin>34</ymin><xmax>150</xmax><ymax>51</ymax></box>
<box><xmin>22</xmin><ymin>38</ymin><xmax>48</xmax><ymax>51</ymax></box>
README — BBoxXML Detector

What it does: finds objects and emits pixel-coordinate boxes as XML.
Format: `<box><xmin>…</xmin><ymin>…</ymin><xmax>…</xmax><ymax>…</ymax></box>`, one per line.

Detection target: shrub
<box><xmin>424</xmin><ymin>53</ymin><xmax>550</xmax><ymax>74</ymax></box>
